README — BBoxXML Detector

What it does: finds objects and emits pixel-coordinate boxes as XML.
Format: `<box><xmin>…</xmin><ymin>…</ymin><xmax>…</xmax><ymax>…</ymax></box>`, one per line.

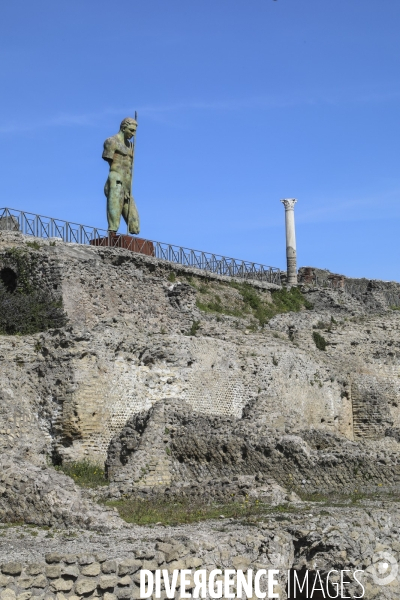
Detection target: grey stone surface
<box><xmin>0</xmin><ymin>506</ymin><xmax>399</xmax><ymax>598</ymax></box>
<box><xmin>0</xmin><ymin>453</ymin><xmax>123</xmax><ymax>531</ymax></box>
<box><xmin>2</xmin><ymin>231</ymin><xmax>400</xmax><ymax>598</ymax></box>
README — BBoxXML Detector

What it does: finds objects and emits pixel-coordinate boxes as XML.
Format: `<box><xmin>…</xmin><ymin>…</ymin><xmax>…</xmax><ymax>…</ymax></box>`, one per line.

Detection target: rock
<box><xmin>80</xmin><ymin>562</ymin><xmax>101</xmax><ymax>577</ymax></box>
<box><xmin>50</xmin><ymin>579</ymin><xmax>74</xmax><ymax>592</ymax></box>
<box><xmin>118</xmin><ymin>576</ymin><xmax>132</xmax><ymax>586</ymax></box>
<box><xmin>61</xmin><ymin>565</ymin><xmax>79</xmax><ymax>578</ymax></box>
<box><xmin>74</xmin><ymin>578</ymin><xmax>98</xmax><ymax>595</ymax></box>
<box><xmin>99</xmin><ymin>575</ymin><xmax>118</xmax><ymax>589</ymax></box>
<box><xmin>45</xmin><ymin>565</ymin><xmax>61</xmax><ymax>579</ymax></box>
<box><xmin>117</xmin><ymin>559</ymin><xmax>142</xmax><ymax>576</ymax></box>
<box><xmin>44</xmin><ymin>554</ymin><xmax>63</xmax><ymax>564</ymax></box>
<box><xmin>102</xmin><ymin>560</ymin><xmax>117</xmax><ymax>574</ymax></box>
<box><xmin>0</xmin><ymin>591</ymin><xmax>16</xmax><ymax>600</ymax></box>
<box><xmin>1</xmin><ymin>563</ymin><xmax>22</xmax><ymax>576</ymax></box>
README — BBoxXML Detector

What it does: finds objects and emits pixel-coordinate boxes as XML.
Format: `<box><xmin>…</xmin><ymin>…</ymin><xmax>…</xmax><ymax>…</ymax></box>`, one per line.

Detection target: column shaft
<box><xmin>281</xmin><ymin>198</ymin><xmax>298</xmax><ymax>286</ymax></box>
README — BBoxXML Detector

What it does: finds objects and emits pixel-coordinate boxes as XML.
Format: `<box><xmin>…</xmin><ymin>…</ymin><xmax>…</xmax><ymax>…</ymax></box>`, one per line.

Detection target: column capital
<box><xmin>281</xmin><ymin>198</ymin><xmax>297</xmax><ymax>211</ymax></box>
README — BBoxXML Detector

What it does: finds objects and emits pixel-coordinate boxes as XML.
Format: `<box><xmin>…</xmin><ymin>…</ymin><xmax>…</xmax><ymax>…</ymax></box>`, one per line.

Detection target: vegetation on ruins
<box><xmin>186</xmin><ymin>319</ymin><xmax>201</xmax><ymax>336</ymax></box>
<box><xmin>105</xmin><ymin>496</ymin><xmax>294</xmax><ymax>526</ymax></box>
<box><xmin>0</xmin><ymin>248</ymin><xmax>66</xmax><ymax>335</ymax></box>
<box><xmin>55</xmin><ymin>460</ymin><xmax>108</xmax><ymax>488</ymax></box>
<box><xmin>0</xmin><ymin>282</ymin><xmax>66</xmax><ymax>335</ymax></box>
<box><xmin>195</xmin><ymin>280</ymin><xmax>313</xmax><ymax>326</ymax></box>
<box><xmin>312</xmin><ymin>330</ymin><xmax>328</xmax><ymax>351</ymax></box>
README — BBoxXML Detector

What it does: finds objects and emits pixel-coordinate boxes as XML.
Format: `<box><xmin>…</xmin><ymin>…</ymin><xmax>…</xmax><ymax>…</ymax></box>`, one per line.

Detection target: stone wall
<box><xmin>0</xmin><ymin>532</ymin><xmax>292</xmax><ymax>600</ymax></box>
<box><xmin>106</xmin><ymin>399</ymin><xmax>400</xmax><ymax>499</ymax></box>
<box><xmin>1</xmin><ymin>231</ymin><xmax>400</xmax><ymax>466</ymax></box>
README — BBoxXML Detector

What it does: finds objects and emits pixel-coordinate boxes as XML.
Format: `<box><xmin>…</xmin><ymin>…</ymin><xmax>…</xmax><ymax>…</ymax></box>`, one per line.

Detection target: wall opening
<box><xmin>0</xmin><ymin>267</ymin><xmax>17</xmax><ymax>293</ymax></box>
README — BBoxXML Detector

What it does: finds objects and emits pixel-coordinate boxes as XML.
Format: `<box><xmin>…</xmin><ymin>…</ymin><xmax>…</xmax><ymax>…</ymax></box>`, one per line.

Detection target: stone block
<box><xmin>185</xmin><ymin>556</ymin><xmax>202</xmax><ymax>569</ymax></box>
<box><xmin>74</xmin><ymin>578</ymin><xmax>98</xmax><ymax>595</ymax></box>
<box><xmin>101</xmin><ymin>560</ymin><xmax>117</xmax><ymax>574</ymax></box>
<box><xmin>232</xmin><ymin>555</ymin><xmax>251</xmax><ymax>570</ymax></box>
<box><xmin>61</xmin><ymin>565</ymin><xmax>79</xmax><ymax>579</ymax></box>
<box><xmin>155</xmin><ymin>542</ymin><xmax>173</xmax><ymax>554</ymax></box>
<box><xmin>50</xmin><ymin>578</ymin><xmax>74</xmax><ymax>592</ymax></box>
<box><xmin>163</xmin><ymin>551</ymin><xmax>179</xmax><ymax>563</ymax></box>
<box><xmin>166</xmin><ymin>560</ymin><xmax>186</xmax><ymax>573</ymax></box>
<box><xmin>31</xmin><ymin>574</ymin><xmax>48</xmax><ymax>588</ymax></box>
<box><xmin>1</xmin><ymin>563</ymin><xmax>22</xmax><ymax>576</ymax></box>
<box><xmin>104</xmin><ymin>594</ymin><xmax>117</xmax><ymax>600</ymax></box>
<box><xmin>25</xmin><ymin>564</ymin><xmax>43</xmax><ymax>576</ymax></box>
<box><xmin>0</xmin><ymin>574</ymin><xmax>12</xmax><ymax>586</ymax></box>
<box><xmin>16</xmin><ymin>577</ymin><xmax>34</xmax><ymax>589</ymax></box>
<box><xmin>78</xmin><ymin>555</ymin><xmax>95</xmax><ymax>566</ymax></box>
<box><xmin>95</xmin><ymin>553</ymin><xmax>108</xmax><ymax>563</ymax></box>
<box><xmin>115</xmin><ymin>587</ymin><xmax>134</xmax><ymax>600</ymax></box>
<box><xmin>45</xmin><ymin>554</ymin><xmax>63</xmax><ymax>564</ymax></box>
<box><xmin>45</xmin><ymin>565</ymin><xmax>61</xmax><ymax>579</ymax></box>
<box><xmin>0</xmin><ymin>590</ymin><xmax>16</xmax><ymax>600</ymax></box>
<box><xmin>118</xmin><ymin>576</ymin><xmax>132</xmax><ymax>586</ymax></box>
<box><xmin>117</xmin><ymin>559</ymin><xmax>142</xmax><ymax>576</ymax></box>
<box><xmin>99</xmin><ymin>575</ymin><xmax>118</xmax><ymax>589</ymax></box>
<box><xmin>16</xmin><ymin>594</ymin><xmax>32</xmax><ymax>600</ymax></box>
<box><xmin>154</xmin><ymin>551</ymin><xmax>165</xmax><ymax>565</ymax></box>
<box><xmin>141</xmin><ymin>560</ymin><xmax>158</xmax><ymax>572</ymax></box>
<box><xmin>81</xmin><ymin>562</ymin><xmax>101</xmax><ymax>577</ymax></box>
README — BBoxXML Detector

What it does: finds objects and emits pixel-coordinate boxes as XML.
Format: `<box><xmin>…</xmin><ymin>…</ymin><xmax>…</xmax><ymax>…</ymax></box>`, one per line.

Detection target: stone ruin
<box><xmin>1</xmin><ymin>229</ymin><xmax>400</xmax><ymax>598</ymax></box>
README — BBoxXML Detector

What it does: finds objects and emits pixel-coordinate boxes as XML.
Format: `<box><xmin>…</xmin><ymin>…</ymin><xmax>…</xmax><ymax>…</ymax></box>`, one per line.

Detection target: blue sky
<box><xmin>1</xmin><ymin>0</ymin><xmax>400</xmax><ymax>280</ymax></box>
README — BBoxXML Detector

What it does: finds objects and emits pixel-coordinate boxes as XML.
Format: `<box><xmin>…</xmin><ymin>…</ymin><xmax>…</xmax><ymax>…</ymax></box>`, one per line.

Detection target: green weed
<box><xmin>55</xmin><ymin>460</ymin><xmax>108</xmax><ymax>488</ymax></box>
<box><xmin>186</xmin><ymin>320</ymin><xmax>201</xmax><ymax>336</ymax></box>
<box><xmin>106</xmin><ymin>497</ymin><xmax>289</xmax><ymax>526</ymax></box>
<box><xmin>26</xmin><ymin>241</ymin><xmax>41</xmax><ymax>250</ymax></box>
<box><xmin>313</xmin><ymin>331</ymin><xmax>327</xmax><ymax>351</ymax></box>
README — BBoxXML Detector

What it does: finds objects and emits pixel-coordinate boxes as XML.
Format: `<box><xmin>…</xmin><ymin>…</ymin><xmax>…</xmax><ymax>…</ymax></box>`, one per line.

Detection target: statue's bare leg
<box><xmin>106</xmin><ymin>174</ymin><xmax>124</xmax><ymax>232</ymax></box>
<box><xmin>122</xmin><ymin>196</ymin><xmax>140</xmax><ymax>235</ymax></box>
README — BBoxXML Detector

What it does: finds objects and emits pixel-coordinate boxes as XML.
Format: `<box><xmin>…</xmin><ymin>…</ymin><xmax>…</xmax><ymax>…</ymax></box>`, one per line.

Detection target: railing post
<box><xmin>0</xmin><ymin>207</ymin><xmax>282</xmax><ymax>285</ymax></box>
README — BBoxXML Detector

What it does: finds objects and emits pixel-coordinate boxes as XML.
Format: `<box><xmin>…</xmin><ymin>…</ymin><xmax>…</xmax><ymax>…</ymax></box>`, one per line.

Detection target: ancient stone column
<box><xmin>281</xmin><ymin>198</ymin><xmax>298</xmax><ymax>286</ymax></box>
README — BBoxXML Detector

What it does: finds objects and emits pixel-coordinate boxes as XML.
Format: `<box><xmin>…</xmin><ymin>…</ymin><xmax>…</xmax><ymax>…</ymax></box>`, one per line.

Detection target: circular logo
<box><xmin>371</xmin><ymin>551</ymin><xmax>398</xmax><ymax>586</ymax></box>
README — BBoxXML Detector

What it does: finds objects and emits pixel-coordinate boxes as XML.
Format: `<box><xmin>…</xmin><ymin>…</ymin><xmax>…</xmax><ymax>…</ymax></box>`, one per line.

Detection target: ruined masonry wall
<box><xmin>1</xmin><ymin>231</ymin><xmax>400</xmax><ymax>464</ymax></box>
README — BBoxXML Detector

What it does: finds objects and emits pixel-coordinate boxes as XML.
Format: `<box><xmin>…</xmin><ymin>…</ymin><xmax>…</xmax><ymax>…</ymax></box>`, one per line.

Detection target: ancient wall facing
<box><xmin>0</xmin><ymin>534</ymin><xmax>292</xmax><ymax>600</ymax></box>
<box><xmin>106</xmin><ymin>398</ymin><xmax>400</xmax><ymax>499</ymax></box>
<box><xmin>1</xmin><ymin>231</ymin><xmax>400</xmax><ymax>465</ymax></box>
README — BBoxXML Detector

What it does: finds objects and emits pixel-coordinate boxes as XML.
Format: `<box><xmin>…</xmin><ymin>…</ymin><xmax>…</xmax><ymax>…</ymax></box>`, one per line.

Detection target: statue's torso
<box><xmin>103</xmin><ymin>135</ymin><xmax>133</xmax><ymax>185</ymax></box>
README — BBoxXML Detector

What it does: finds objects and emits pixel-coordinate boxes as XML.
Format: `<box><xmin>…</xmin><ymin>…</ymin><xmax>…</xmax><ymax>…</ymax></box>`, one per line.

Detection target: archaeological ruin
<box><xmin>1</xmin><ymin>211</ymin><xmax>400</xmax><ymax>598</ymax></box>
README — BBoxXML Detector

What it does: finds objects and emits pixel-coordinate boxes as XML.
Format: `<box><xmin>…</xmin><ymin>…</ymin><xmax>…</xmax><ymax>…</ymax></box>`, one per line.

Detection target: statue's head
<box><xmin>120</xmin><ymin>117</ymin><xmax>137</xmax><ymax>140</ymax></box>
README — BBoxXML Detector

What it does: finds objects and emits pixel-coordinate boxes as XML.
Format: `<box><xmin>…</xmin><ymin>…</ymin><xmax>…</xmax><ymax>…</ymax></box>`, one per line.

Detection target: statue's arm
<box><xmin>102</xmin><ymin>137</ymin><xmax>116</xmax><ymax>164</ymax></box>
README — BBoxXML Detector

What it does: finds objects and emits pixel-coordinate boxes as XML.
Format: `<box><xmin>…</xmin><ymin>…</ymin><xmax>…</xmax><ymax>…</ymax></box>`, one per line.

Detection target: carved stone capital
<box><xmin>281</xmin><ymin>198</ymin><xmax>297</xmax><ymax>211</ymax></box>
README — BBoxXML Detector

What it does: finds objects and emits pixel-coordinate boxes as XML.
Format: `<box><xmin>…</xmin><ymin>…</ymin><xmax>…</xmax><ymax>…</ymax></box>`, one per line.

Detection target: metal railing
<box><xmin>0</xmin><ymin>207</ymin><xmax>281</xmax><ymax>285</ymax></box>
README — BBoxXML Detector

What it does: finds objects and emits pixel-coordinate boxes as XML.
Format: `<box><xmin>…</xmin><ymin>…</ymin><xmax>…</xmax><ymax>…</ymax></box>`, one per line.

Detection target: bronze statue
<box><xmin>102</xmin><ymin>117</ymin><xmax>140</xmax><ymax>235</ymax></box>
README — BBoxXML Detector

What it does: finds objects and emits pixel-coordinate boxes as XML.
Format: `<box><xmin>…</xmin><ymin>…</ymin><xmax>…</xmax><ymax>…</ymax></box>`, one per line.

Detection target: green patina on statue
<box><xmin>102</xmin><ymin>117</ymin><xmax>140</xmax><ymax>234</ymax></box>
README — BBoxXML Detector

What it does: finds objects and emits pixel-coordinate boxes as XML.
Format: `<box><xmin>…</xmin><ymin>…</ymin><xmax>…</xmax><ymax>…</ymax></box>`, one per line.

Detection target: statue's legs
<box><xmin>121</xmin><ymin>196</ymin><xmax>140</xmax><ymax>235</ymax></box>
<box><xmin>105</xmin><ymin>174</ymin><xmax>124</xmax><ymax>232</ymax></box>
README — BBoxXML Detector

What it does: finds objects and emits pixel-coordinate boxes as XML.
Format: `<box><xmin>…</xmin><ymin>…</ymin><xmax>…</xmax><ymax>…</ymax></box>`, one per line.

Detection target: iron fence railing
<box><xmin>0</xmin><ymin>207</ymin><xmax>281</xmax><ymax>285</ymax></box>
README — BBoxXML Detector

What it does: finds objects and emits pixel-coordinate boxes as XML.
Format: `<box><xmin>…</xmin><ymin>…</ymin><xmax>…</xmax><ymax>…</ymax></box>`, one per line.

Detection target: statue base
<box><xmin>90</xmin><ymin>233</ymin><xmax>155</xmax><ymax>257</ymax></box>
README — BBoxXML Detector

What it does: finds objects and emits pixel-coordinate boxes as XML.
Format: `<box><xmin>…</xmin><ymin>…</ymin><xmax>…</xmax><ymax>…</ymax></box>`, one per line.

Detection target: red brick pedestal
<box><xmin>90</xmin><ymin>233</ymin><xmax>155</xmax><ymax>257</ymax></box>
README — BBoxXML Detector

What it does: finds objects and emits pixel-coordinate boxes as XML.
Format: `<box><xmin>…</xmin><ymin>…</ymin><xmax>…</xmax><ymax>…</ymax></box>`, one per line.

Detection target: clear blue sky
<box><xmin>1</xmin><ymin>0</ymin><xmax>400</xmax><ymax>280</ymax></box>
